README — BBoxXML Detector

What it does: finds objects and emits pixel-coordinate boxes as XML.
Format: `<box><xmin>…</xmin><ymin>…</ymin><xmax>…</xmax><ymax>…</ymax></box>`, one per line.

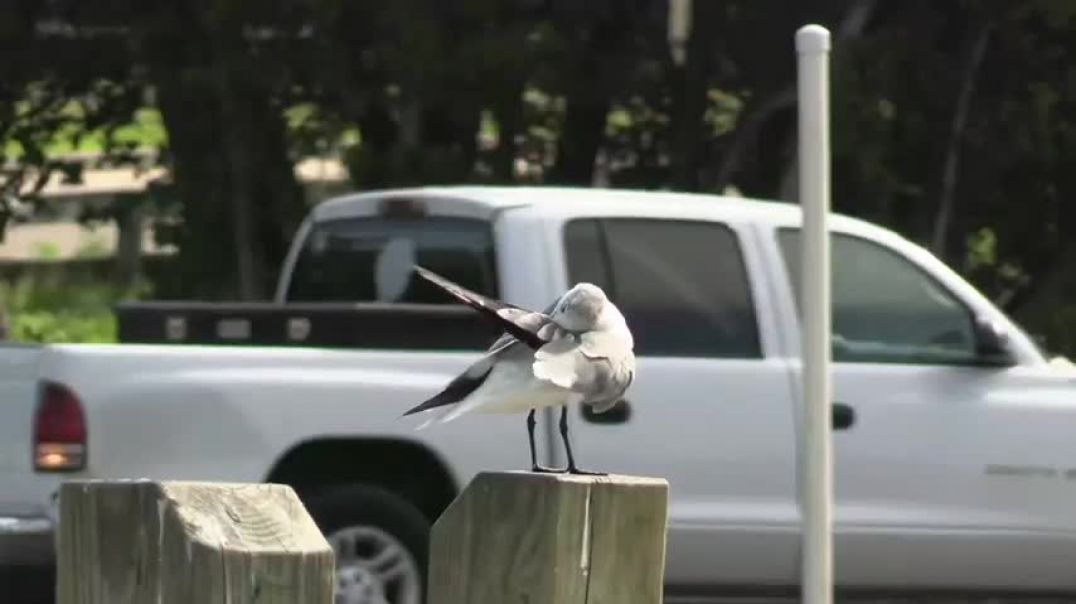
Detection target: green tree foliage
<box><xmin>0</xmin><ymin>2</ymin><xmax>144</xmax><ymax>238</ymax></box>
<box><xmin>2</xmin><ymin>0</ymin><xmax>1075</xmax><ymax>354</ymax></box>
<box><xmin>0</xmin><ymin>275</ymin><xmax>139</xmax><ymax>343</ymax></box>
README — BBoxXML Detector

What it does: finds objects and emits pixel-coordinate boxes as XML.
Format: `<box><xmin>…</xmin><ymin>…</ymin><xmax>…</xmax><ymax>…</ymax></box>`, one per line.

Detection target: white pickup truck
<box><xmin>2</xmin><ymin>186</ymin><xmax>1074</xmax><ymax>603</ymax></box>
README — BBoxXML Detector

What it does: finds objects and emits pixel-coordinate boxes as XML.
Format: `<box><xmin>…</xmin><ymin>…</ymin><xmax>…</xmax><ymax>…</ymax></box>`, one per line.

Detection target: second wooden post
<box><xmin>428</xmin><ymin>471</ymin><xmax>669</xmax><ymax>604</ymax></box>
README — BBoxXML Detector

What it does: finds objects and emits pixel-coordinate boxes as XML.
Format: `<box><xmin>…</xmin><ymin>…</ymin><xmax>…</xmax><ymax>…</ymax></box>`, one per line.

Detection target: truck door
<box><xmin>558</xmin><ymin>217</ymin><xmax>801</xmax><ymax>590</ymax></box>
<box><xmin>772</xmin><ymin>227</ymin><xmax>1076</xmax><ymax>592</ymax></box>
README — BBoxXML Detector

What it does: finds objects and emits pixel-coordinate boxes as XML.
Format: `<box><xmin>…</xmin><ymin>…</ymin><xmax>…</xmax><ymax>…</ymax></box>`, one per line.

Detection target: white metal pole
<box><xmin>796</xmin><ymin>23</ymin><xmax>833</xmax><ymax>604</ymax></box>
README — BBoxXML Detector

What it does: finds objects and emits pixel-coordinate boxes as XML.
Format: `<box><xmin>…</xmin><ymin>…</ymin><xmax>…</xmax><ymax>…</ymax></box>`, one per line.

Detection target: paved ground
<box><xmin>666</xmin><ymin>597</ymin><xmax>1076</xmax><ymax>604</ymax></box>
<box><xmin>5</xmin><ymin>572</ymin><xmax>1073</xmax><ymax>604</ymax></box>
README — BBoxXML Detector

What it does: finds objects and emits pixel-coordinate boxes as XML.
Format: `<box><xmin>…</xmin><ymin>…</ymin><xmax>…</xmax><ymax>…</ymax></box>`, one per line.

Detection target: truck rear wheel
<box><xmin>302</xmin><ymin>484</ymin><xmax>430</xmax><ymax>604</ymax></box>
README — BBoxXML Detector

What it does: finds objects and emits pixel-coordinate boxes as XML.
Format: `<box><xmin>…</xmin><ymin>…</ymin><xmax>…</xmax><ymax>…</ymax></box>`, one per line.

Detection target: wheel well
<box><xmin>265</xmin><ymin>438</ymin><xmax>458</xmax><ymax>522</ymax></box>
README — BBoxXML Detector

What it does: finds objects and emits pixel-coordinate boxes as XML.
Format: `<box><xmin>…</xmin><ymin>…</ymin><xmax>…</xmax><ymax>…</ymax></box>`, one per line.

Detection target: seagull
<box><xmin>402</xmin><ymin>266</ymin><xmax>635</xmax><ymax>475</ymax></box>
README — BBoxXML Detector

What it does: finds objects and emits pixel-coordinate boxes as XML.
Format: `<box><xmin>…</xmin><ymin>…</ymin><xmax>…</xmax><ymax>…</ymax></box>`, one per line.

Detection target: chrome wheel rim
<box><xmin>327</xmin><ymin>525</ymin><xmax>422</xmax><ymax>604</ymax></box>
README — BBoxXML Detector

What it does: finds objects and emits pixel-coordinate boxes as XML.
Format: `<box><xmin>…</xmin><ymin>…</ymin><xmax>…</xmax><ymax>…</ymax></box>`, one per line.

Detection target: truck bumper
<box><xmin>0</xmin><ymin>516</ymin><xmax>54</xmax><ymax>567</ymax></box>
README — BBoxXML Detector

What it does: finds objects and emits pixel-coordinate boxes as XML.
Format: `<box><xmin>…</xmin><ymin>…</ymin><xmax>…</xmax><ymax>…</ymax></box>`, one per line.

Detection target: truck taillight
<box><xmin>33</xmin><ymin>382</ymin><xmax>86</xmax><ymax>472</ymax></box>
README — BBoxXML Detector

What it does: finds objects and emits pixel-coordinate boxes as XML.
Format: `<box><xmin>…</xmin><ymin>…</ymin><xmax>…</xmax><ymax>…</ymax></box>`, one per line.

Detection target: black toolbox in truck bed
<box><xmin>114</xmin><ymin>301</ymin><xmax>500</xmax><ymax>351</ymax></box>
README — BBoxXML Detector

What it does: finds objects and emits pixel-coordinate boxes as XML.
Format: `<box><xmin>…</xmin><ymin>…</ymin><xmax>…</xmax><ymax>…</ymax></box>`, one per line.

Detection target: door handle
<box><xmin>581</xmin><ymin>399</ymin><xmax>632</xmax><ymax>424</ymax></box>
<box><xmin>832</xmin><ymin>402</ymin><xmax>855</xmax><ymax>430</ymax></box>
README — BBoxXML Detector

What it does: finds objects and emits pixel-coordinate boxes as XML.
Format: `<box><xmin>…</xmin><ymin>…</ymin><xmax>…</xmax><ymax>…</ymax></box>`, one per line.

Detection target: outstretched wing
<box><xmin>414</xmin><ymin>265</ymin><xmax>549</xmax><ymax>350</ymax></box>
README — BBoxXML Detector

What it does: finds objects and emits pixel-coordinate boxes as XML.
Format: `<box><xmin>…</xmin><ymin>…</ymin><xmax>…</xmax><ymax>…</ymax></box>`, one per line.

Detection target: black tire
<box><xmin>302</xmin><ymin>484</ymin><xmax>431</xmax><ymax>602</ymax></box>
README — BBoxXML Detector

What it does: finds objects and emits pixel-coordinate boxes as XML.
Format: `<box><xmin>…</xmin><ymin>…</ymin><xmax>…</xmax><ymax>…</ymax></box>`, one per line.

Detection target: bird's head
<box><xmin>551</xmin><ymin>283</ymin><xmax>609</xmax><ymax>332</ymax></box>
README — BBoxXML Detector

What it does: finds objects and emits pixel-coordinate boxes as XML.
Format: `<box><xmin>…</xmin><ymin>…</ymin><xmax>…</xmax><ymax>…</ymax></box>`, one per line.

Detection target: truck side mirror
<box><xmin>973</xmin><ymin>315</ymin><xmax>1016</xmax><ymax>367</ymax></box>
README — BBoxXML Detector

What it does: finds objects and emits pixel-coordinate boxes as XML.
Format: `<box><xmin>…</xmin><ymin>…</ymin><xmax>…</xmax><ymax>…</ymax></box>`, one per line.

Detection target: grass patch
<box><xmin>0</xmin><ymin>277</ymin><xmax>146</xmax><ymax>344</ymax></box>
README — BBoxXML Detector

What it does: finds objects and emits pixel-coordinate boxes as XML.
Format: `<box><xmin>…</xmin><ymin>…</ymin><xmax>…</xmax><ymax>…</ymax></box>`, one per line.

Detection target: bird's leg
<box><xmin>529</xmin><ymin>406</ymin><xmax>563</xmax><ymax>473</ymax></box>
<box><xmin>560</xmin><ymin>405</ymin><xmax>606</xmax><ymax>476</ymax></box>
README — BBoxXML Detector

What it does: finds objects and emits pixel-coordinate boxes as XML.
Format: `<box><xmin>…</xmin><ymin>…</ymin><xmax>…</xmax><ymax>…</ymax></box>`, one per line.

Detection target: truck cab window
<box><xmin>564</xmin><ymin>218</ymin><xmax>761</xmax><ymax>358</ymax></box>
<box><xmin>778</xmin><ymin>229</ymin><xmax>977</xmax><ymax>364</ymax></box>
<box><xmin>287</xmin><ymin>217</ymin><xmax>498</xmax><ymax>303</ymax></box>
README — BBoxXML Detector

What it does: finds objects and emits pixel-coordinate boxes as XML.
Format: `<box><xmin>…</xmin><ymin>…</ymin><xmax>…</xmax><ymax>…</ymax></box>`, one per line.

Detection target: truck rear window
<box><xmin>286</xmin><ymin>217</ymin><xmax>498</xmax><ymax>303</ymax></box>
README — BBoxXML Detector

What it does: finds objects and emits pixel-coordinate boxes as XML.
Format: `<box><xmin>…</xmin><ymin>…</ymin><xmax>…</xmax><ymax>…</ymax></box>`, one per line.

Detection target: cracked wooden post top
<box><xmin>428</xmin><ymin>471</ymin><xmax>669</xmax><ymax>604</ymax></box>
<box><xmin>56</xmin><ymin>480</ymin><xmax>334</xmax><ymax>604</ymax></box>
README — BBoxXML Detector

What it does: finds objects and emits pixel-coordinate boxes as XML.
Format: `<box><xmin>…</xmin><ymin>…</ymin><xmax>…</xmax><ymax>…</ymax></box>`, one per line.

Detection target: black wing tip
<box><xmin>402</xmin><ymin>362</ymin><xmax>494</xmax><ymax>418</ymax></box>
<box><xmin>401</xmin><ymin>404</ymin><xmax>429</xmax><ymax>417</ymax></box>
<box><xmin>412</xmin><ymin>265</ymin><xmax>476</xmax><ymax>302</ymax></box>
<box><xmin>401</xmin><ymin>396</ymin><xmax>447</xmax><ymax>418</ymax></box>
<box><xmin>413</xmin><ymin>264</ymin><xmax>448</xmax><ymax>286</ymax></box>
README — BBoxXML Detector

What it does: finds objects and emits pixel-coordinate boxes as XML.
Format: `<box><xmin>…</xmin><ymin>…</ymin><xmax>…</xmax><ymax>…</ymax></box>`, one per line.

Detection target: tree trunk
<box><xmin>930</xmin><ymin>21</ymin><xmax>994</xmax><ymax>258</ymax></box>
<box><xmin>491</xmin><ymin>81</ymin><xmax>524</xmax><ymax>182</ymax></box>
<box><xmin>549</xmin><ymin>9</ymin><xmax>634</xmax><ymax>186</ymax></box>
<box><xmin>140</xmin><ymin>6</ymin><xmax>305</xmax><ymax>300</ymax></box>
<box><xmin>212</xmin><ymin>42</ymin><xmax>262</xmax><ymax>301</ymax></box>
<box><xmin>552</xmin><ymin>95</ymin><xmax>610</xmax><ymax>185</ymax></box>
<box><xmin>710</xmin><ymin>89</ymin><xmax>796</xmax><ymax>192</ymax></box>
<box><xmin>669</xmin><ymin>0</ymin><xmax>719</xmax><ymax>190</ymax></box>
<box><xmin>114</xmin><ymin>194</ymin><xmax>145</xmax><ymax>290</ymax></box>
<box><xmin>777</xmin><ymin>0</ymin><xmax>880</xmax><ymax>201</ymax></box>
<box><xmin>713</xmin><ymin>0</ymin><xmax>879</xmax><ymax>197</ymax></box>
<box><xmin>151</xmin><ymin>62</ymin><xmax>236</xmax><ymax>299</ymax></box>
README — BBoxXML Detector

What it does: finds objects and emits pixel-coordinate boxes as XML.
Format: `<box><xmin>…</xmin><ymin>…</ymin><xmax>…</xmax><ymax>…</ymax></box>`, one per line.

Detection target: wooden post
<box><xmin>428</xmin><ymin>471</ymin><xmax>669</xmax><ymax>604</ymax></box>
<box><xmin>114</xmin><ymin>194</ymin><xmax>145</xmax><ymax>289</ymax></box>
<box><xmin>56</xmin><ymin>480</ymin><xmax>335</xmax><ymax>604</ymax></box>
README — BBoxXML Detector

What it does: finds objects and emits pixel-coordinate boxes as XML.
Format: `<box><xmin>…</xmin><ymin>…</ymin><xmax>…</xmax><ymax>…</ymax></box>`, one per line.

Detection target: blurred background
<box><xmin>0</xmin><ymin>0</ymin><xmax>1073</xmax><ymax>357</ymax></box>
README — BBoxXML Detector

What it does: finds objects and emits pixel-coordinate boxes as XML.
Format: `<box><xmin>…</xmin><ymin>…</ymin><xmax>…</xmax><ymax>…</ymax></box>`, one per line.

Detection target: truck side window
<box><xmin>778</xmin><ymin>229</ymin><xmax>977</xmax><ymax>365</ymax></box>
<box><xmin>564</xmin><ymin>218</ymin><xmax>762</xmax><ymax>359</ymax></box>
<box><xmin>288</xmin><ymin>217</ymin><xmax>498</xmax><ymax>303</ymax></box>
